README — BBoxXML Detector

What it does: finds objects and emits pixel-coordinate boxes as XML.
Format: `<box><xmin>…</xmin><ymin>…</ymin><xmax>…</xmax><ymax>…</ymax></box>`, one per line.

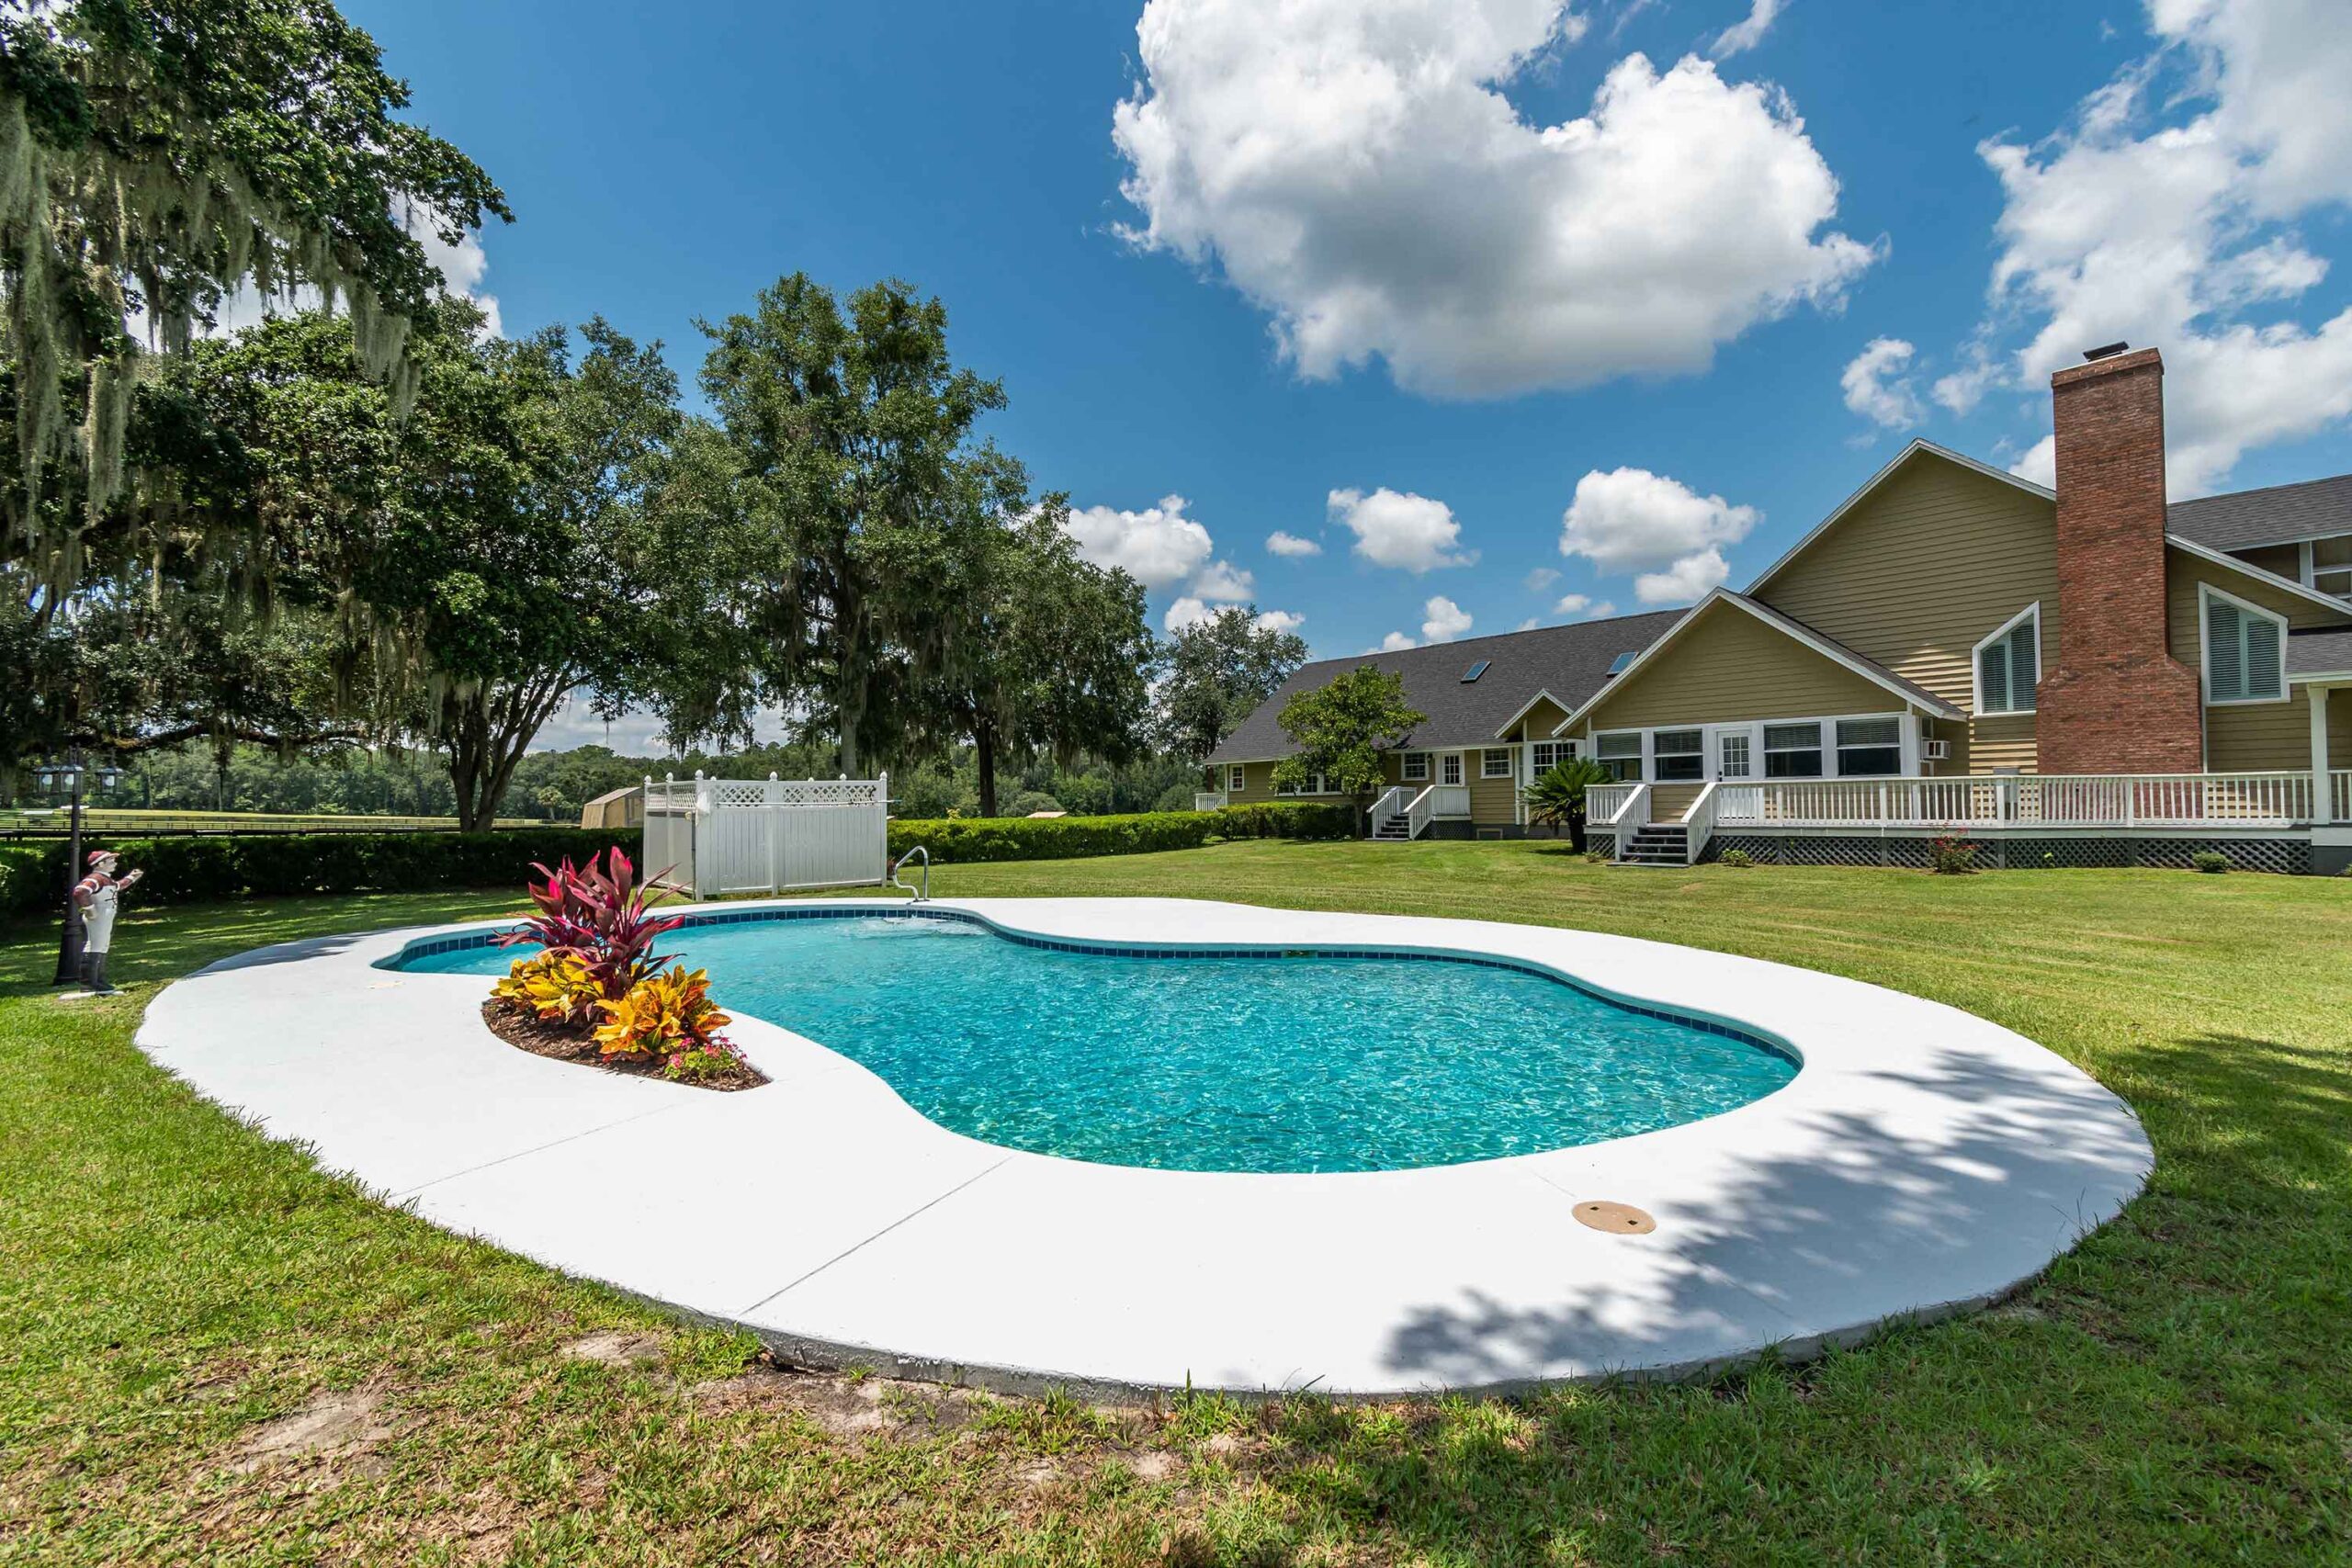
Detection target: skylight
<box><xmin>1606</xmin><ymin>651</ymin><xmax>1637</xmax><ymax>676</ymax></box>
<box><xmin>1461</xmin><ymin>660</ymin><xmax>1490</xmax><ymax>682</ymax></box>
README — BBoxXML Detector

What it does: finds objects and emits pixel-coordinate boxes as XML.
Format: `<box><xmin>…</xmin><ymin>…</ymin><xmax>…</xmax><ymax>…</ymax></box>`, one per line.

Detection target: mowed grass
<box><xmin>2</xmin><ymin>841</ymin><xmax>2349</xmax><ymax>1564</ymax></box>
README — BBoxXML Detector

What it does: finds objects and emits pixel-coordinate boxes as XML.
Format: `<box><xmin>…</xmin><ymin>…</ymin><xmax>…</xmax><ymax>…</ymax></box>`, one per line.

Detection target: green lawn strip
<box><xmin>0</xmin><ymin>849</ymin><xmax>2346</xmax><ymax>1563</ymax></box>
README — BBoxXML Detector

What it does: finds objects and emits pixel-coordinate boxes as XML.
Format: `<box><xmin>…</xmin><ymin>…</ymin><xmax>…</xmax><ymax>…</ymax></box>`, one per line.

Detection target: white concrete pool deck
<box><xmin>135</xmin><ymin>897</ymin><xmax>2152</xmax><ymax>1397</ymax></box>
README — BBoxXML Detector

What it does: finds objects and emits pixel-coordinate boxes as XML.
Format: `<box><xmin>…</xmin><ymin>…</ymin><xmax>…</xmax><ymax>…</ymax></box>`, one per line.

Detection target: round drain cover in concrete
<box><xmin>1574</xmin><ymin>1201</ymin><xmax>1656</xmax><ymax>1235</ymax></box>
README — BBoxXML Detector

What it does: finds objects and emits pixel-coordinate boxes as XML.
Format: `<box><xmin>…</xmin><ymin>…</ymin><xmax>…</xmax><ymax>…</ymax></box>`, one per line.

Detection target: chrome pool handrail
<box><xmin>889</xmin><ymin>844</ymin><xmax>931</xmax><ymax>902</ymax></box>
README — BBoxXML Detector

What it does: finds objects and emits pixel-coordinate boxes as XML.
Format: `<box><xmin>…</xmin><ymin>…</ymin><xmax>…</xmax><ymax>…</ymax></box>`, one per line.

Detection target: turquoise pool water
<box><xmin>396</xmin><ymin>913</ymin><xmax>1796</xmax><ymax>1173</ymax></box>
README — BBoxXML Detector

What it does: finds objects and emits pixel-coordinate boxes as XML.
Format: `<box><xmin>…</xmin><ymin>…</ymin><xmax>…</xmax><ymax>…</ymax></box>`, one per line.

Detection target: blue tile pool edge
<box><xmin>377</xmin><ymin>905</ymin><xmax>1803</xmax><ymax>1070</ymax></box>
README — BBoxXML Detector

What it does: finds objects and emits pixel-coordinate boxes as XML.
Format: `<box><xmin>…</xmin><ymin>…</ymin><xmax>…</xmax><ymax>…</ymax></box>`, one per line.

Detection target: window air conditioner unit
<box><xmin>1921</xmin><ymin>739</ymin><xmax>1951</xmax><ymax>761</ymax></box>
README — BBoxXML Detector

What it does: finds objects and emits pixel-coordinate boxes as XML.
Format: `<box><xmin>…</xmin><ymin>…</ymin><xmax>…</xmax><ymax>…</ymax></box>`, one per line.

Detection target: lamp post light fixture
<box><xmin>35</xmin><ymin>754</ymin><xmax>125</xmax><ymax>987</ymax></box>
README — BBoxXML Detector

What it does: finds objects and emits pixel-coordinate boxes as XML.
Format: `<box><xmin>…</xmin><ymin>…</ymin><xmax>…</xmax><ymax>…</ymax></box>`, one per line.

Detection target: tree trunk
<box><xmin>975</xmin><ymin>721</ymin><xmax>999</xmax><ymax>818</ymax></box>
<box><xmin>1568</xmin><ymin>803</ymin><xmax>1588</xmax><ymax>853</ymax></box>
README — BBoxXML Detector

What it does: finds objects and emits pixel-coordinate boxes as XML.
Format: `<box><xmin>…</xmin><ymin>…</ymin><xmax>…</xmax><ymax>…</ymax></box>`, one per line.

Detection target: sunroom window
<box><xmin>1594</xmin><ymin>732</ymin><xmax>1642</xmax><ymax>783</ymax></box>
<box><xmin>1653</xmin><ymin>728</ymin><xmax>1704</xmax><ymax>782</ymax></box>
<box><xmin>1836</xmin><ymin>717</ymin><xmax>1902</xmax><ymax>777</ymax></box>
<box><xmin>2202</xmin><ymin>588</ymin><xmax>2285</xmax><ymax>704</ymax></box>
<box><xmin>1763</xmin><ymin>722</ymin><xmax>1825</xmax><ymax>778</ymax></box>
<box><xmin>1974</xmin><ymin>604</ymin><xmax>2040</xmax><ymax>716</ymax></box>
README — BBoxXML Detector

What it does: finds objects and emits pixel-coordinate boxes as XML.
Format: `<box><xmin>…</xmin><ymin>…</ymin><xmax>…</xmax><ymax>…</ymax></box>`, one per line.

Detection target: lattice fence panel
<box><xmin>2132</xmin><ymin>837</ymin><xmax>2309</xmax><ymax>874</ymax></box>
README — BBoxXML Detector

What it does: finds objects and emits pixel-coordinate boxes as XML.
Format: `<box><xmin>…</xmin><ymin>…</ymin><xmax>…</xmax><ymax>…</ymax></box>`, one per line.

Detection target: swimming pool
<box><xmin>394</xmin><ymin>910</ymin><xmax>1796</xmax><ymax>1173</ymax></box>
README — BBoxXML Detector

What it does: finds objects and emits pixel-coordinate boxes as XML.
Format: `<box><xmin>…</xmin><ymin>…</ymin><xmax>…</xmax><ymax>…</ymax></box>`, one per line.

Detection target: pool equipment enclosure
<box><xmin>641</xmin><ymin>773</ymin><xmax>889</xmax><ymax>897</ymax></box>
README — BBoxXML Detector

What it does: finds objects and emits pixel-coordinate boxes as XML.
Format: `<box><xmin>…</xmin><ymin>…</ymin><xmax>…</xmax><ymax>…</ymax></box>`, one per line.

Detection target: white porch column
<box><xmin>2310</xmin><ymin>685</ymin><xmax>2333</xmax><ymax>824</ymax></box>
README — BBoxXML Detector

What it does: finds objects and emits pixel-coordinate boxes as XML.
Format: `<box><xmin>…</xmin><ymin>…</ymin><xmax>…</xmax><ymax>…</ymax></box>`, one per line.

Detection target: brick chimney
<box><xmin>2035</xmin><ymin>344</ymin><xmax>2203</xmax><ymax>774</ymax></box>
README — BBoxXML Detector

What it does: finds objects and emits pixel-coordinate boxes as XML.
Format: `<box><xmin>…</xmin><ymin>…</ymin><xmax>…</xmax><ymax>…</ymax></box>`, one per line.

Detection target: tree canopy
<box><xmin>1272</xmin><ymin>666</ymin><xmax>1426</xmax><ymax>814</ymax></box>
<box><xmin>1151</xmin><ymin>604</ymin><xmax>1308</xmax><ymax>762</ymax></box>
<box><xmin>0</xmin><ymin>0</ymin><xmax>507</xmax><ymax>542</ymax></box>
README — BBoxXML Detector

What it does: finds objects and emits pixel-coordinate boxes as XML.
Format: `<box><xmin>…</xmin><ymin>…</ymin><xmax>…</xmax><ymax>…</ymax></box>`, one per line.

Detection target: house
<box><xmin>1204</xmin><ymin>345</ymin><xmax>2352</xmax><ymax>873</ymax></box>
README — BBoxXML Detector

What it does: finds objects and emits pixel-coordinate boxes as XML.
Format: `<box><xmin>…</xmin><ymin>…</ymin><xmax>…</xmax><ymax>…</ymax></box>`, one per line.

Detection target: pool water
<box><xmin>398</xmin><ymin>914</ymin><xmax>1796</xmax><ymax>1174</ymax></box>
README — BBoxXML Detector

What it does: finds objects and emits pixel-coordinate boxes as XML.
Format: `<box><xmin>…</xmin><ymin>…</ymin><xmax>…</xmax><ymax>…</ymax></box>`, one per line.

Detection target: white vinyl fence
<box><xmin>641</xmin><ymin>773</ymin><xmax>889</xmax><ymax>897</ymax></box>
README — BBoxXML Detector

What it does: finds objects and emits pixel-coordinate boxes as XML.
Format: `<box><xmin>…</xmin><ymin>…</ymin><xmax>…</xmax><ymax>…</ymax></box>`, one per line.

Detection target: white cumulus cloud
<box><xmin>1190</xmin><ymin>558</ymin><xmax>1257</xmax><ymax>601</ymax></box>
<box><xmin>1329</xmin><ymin>486</ymin><xmax>1476</xmax><ymax>572</ymax></box>
<box><xmin>1840</xmin><ymin>336</ymin><xmax>1925</xmax><ymax>430</ymax></box>
<box><xmin>1551</xmin><ymin>592</ymin><xmax>1617</xmax><ymax>617</ymax></box>
<box><xmin>1265</xmin><ymin>530</ymin><xmax>1323</xmax><ymax>557</ymax></box>
<box><xmin>1372</xmin><ymin>630</ymin><xmax>1419</xmax><ymax>652</ymax></box>
<box><xmin>1708</xmin><ymin>0</ymin><xmax>1786</xmax><ymax>59</ymax></box>
<box><xmin>1111</xmin><ymin>0</ymin><xmax>1874</xmax><ymax>398</ymax></box>
<box><xmin>1960</xmin><ymin>0</ymin><xmax>2352</xmax><ymax>495</ymax></box>
<box><xmin>1062</xmin><ymin>495</ymin><xmax>1216</xmax><ymax>589</ymax></box>
<box><xmin>1255</xmin><ymin>608</ymin><xmax>1307</xmax><ymax>633</ymax></box>
<box><xmin>1421</xmin><ymin>595</ymin><xmax>1474</xmax><ymax>642</ymax></box>
<box><xmin>1558</xmin><ymin>466</ymin><xmax>1758</xmax><ymax>603</ymax></box>
<box><xmin>1523</xmin><ymin>566</ymin><xmax>1561</xmax><ymax>591</ymax></box>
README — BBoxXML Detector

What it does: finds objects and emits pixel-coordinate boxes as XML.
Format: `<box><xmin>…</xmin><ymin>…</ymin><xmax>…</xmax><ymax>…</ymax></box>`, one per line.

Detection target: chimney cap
<box><xmin>2082</xmin><ymin>341</ymin><xmax>2131</xmax><ymax>362</ymax></box>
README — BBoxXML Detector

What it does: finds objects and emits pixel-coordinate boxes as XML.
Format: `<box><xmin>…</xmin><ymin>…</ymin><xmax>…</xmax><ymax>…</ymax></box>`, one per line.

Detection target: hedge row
<box><xmin>885</xmin><ymin>802</ymin><xmax>1356</xmax><ymax>865</ymax></box>
<box><xmin>0</xmin><ymin>828</ymin><xmax>641</xmax><ymax>915</ymax></box>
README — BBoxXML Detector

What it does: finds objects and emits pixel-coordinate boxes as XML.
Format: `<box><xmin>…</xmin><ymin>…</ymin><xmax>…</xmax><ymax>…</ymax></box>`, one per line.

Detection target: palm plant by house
<box><xmin>1523</xmin><ymin>757</ymin><xmax>1613</xmax><ymax>852</ymax></box>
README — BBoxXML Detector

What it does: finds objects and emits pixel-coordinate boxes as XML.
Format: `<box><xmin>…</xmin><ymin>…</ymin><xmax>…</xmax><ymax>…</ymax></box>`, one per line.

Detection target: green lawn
<box><xmin>3</xmin><ymin>841</ymin><xmax>2348</xmax><ymax>1564</ymax></box>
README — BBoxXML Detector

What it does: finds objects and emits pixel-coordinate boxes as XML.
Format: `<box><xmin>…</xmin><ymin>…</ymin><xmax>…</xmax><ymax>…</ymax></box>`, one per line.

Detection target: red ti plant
<box><xmin>494</xmin><ymin>846</ymin><xmax>684</xmax><ymax>999</ymax></box>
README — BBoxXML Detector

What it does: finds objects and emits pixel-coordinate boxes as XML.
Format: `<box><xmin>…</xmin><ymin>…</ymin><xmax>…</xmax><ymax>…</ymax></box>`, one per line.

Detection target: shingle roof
<box><xmin>2167</xmin><ymin>472</ymin><xmax>2352</xmax><ymax>552</ymax></box>
<box><xmin>2287</xmin><ymin>626</ymin><xmax>2352</xmax><ymax>680</ymax></box>
<box><xmin>1205</xmin><ymin>609</ymin><xmax>1688</xmax><ymax>763</ymax></box>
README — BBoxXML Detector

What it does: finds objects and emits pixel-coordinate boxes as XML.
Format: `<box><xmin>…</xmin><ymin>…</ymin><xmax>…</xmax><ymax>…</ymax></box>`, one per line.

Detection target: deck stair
<box><xmin>1615</xmin><ymin>823</ymin><xmax>1689</xmax><ymax>866</ymax></box>
<box><xmin>1372</xmin><ymin>815</ymin><xmax>1417</xmax><ymax>842</ymax></box>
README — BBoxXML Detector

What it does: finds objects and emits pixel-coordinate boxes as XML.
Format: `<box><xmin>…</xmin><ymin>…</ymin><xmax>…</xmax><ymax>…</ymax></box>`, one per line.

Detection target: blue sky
<box><xmin>341</xmin><ymin>0</ymin><xmax>2352</xmax><ymax>750</ymax></box>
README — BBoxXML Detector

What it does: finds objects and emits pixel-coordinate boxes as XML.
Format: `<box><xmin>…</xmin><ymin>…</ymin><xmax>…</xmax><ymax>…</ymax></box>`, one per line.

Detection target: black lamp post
<box><xmin>33</xmin><ymin>754</ymin><xmax>123</xmax><ymax>986</ymax></box>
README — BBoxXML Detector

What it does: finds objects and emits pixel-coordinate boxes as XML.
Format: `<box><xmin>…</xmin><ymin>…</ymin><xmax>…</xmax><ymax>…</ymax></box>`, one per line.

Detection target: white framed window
<box><xmin>1227</xmin><ymin>764</ymin><xmax>1245</xmax><ymax>792</ymax></box>
<box><xmin>1594</xmin><ymin>731</ymin><xmax>1642</xmax><ymax>783</ymax></box>
<box><xmin>2200</xmin><ymin>585</ymin><xmax>2286</xmax><ymax>705</ymax></box>
<box><xmin>1652</xmin><ymin>728</ymin><xmax>1704</xmax><ymax>782</ymax></box>
<box><xmin>1401</xmin><ymin>751</ymin><xmax>1430</xmax><ymax>783</ymax></box>
<box><xmin>1275</xmin><ymin>771</ymin><xmax>1335</xmax><ymax>795</ymax></box>
<box><xmin>1763</xmin><ymin>721</ymin><xmax>1825</xmax><ymax>778</ymax></box>
<box><xmin>1441</xmin><ymin>753</ymin><xmax>1464</xmax><ymax>786</ymax></box>
<box><xmin>1530</xmin><ymin>740</ymin><xmax>1569</xmax><ymax>773</ymax></box>
<box><xmin>1835</xmin><ymin>716</ymin><xmax>1902</xmax><ymax>777</ymax></box>
<box><xmin>1973</xmin><ymin>603</ymin><xmax>2041</xmax><ymax>716</ymax></box>
<box><xmin>2305</xmin><ymin>536</ymin><xmax>2352</xmax><ymax>599</ymax></box>
<box><xmin>1481</xmin><ymin>749</ymin><xmax>1513</xmax><ymax>778</ymax></box>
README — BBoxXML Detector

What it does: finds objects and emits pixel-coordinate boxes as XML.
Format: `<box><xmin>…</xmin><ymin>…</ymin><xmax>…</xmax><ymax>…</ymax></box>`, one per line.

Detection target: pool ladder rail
<box><xmin>890</xmin><ymin>844</ymin><xmax>931</xmax><ymax>903</ymax></box>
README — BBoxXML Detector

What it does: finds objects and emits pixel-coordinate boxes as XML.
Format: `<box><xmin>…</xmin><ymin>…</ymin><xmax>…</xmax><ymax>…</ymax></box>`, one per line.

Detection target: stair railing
<box><xmin>1367</xmin><ymin>784</ymin><xmax>1408</xmax><ymax>839</ymax></box>
<box><xmin>1679</xmin><ymin>781</ymin><xmax>1720</xmax><ymax>864</ymax></box>
<box><xmin>1406</xmin><ymin>785</ymin><xmax>1437</xmax><ymax>840</ymax></box>
<box><xmin>1608</xmin><ymin>783</ymin><xmax>1650</xmax><ymax>863</ymax></box>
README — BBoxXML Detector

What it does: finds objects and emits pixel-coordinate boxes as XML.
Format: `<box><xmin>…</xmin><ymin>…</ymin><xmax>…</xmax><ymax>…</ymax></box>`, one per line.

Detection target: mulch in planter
<box><xmin>479</xmin><ymin>999</ymin><xmax>769</xmax><ymax>1091</ymax></box>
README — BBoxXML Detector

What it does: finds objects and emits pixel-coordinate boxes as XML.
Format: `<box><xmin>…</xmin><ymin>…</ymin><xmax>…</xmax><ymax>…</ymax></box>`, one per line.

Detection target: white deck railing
<box><xmin>1710</xmin><ymin>771</ymin><xmax>2320</xmax><ymax>830</ymax></box>
<box><xmin>1430</xmin><ymin>784</ymin><xmax>1473</xmax><ymax>818</ymax></box>
<box><xmin>1194</xmin><ymin>791</ymin><xmax>1228</xmax><ymax>811</ymax></box>
<box><xmin>2335</xmin><ymin>770</ymin><xmax>2352</xmax><ymax>824</ymax></box>
<box><xmin>1588</xmin><ymin>783</ymin><xmax>1640</xmax><ymax>826</ymax></box>
<box><xmin>1679</xmin><ymin>781</ymin><xmax>1722</xmax><ymax>863</ymax></box>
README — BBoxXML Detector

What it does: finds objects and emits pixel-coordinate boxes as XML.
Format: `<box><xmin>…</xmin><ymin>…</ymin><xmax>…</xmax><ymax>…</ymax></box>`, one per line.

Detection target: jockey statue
<box><xmin>71</xmin><ymin>849</ymin><xmax>141</xmax><ymax>995</ymax></box>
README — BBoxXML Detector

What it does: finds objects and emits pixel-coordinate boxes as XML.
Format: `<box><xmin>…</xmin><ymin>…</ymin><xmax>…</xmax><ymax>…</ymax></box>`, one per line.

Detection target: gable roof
<box><xmin>2168</xmin><ymin>472</ymin><xmax>2352</xmax><ymax>553</ymax></box>
<box><xmin>2287</xmin><ymin>626</ymin><xmax>2352</xmax><ymax>682</ymax></box>
<box><xmin>1745</xmin><ymin>440</ymin><xmax>2054</xmax><ymax>597</ymax></box>
<box><xmin>1205</xmin><ymin>609</ymin><xmax>1687</xmax><ymax>763</ymax></box>
<box><xmin>1550</xmin><ymin>590</ymin><xmax>1966</xmax><ymax>734</ymax></box>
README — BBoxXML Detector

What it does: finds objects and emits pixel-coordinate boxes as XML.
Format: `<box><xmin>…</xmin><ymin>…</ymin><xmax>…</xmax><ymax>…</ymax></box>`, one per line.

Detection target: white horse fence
<box><xmin>640</xmin><ymin>773</ymin><xmax>889</xmax><ymax>897</ymax></box>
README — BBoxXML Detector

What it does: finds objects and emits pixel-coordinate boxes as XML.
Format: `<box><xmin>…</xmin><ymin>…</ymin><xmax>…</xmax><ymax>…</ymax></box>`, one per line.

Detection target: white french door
<box><xmin>1708</xmin><ymin>724</ymin><xmax>1758</xmax><ymax>782</ymax></box>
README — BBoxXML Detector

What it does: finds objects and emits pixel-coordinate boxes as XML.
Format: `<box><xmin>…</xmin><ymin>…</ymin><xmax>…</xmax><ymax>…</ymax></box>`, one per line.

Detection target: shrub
<box><xmin>1928</xmin><ymin>833</ymin><xmax>1980</xmax><ymax>874</ymax></box>
<box><xmin>2191</xmin><ymin>850</ymin><xmax>2232</xmax><ymax>874</ymax></box>
<box><xmin>0</xmin><ymin>827</ymin><xmax>639</xmax><ymax>914</ymax></box>
<box><xmin>884</xmin><ymin>804</ymin><xmax>1352</xmax><ymax>866</ymax></box>
<box><xmin>1716</xmin><ymin>848</ymin><xmax>1755</xmax><ymax>869</ymax></box>
<box><xmin>496</xmin><ymin>846</ymin><xmax>679</xmax><ymax>999</ymax></box>
<box><xmin>492</xmin><ymin>950</ymin><xmax>604</xmax><ymax>1025</ymax></box>
<box><xmin>592</xmin><ymin>964</ymin><xmax>743</xmax><ymax>1080</ymax></box>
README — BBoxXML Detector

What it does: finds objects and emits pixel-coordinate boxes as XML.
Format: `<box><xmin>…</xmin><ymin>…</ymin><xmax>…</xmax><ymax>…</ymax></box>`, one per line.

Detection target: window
<box><xmin>1481</xmin><ymin>749</ymin><xmax>1514</xmax><ymax>778</ymax></box>
<box><xmin>1401</xmin><ymin>751</ymin><xmax>1430</xmax><ymax>782</ymax></box>
<box><xmin>1973</xmin><ymin>604</ymin><xmax>2040</xmax><ymax>716</ymax></box>
<box><xmin>1836</xmin><ymin>716</ymin><xmax>1903</xmax><ymax>777</ymax></box>
<box><xmin>1462</xmin><ymin>660</ymin><xmax>1490</xmax><ymax>682</ymax></box>
<box><xmin>1595</xmin><ymin>731</ymin><xmax>1642</xmax><ymax>783</ymax></box>
<box><xmin>1763</xmin><ymin>722</ymin><xmax>1824</xmax><ymax>778</ymax></box>
<box><xmin>1653</xmin><ymin>728</ymin><xmax>1704</xmax><ymax>782</ymax></box>
<box><xmin>1717</xmin><ymin>731</ymin><xmax>1751</xmax><ymax>778</ymax></box>
<box><xmin>2201</xmin><ymin>586</ymin><xmax>2285</xmax><ymax>704</ymax></box>
<box><xmin>1276</xmin><ymin>772</ymin><xmax>1333</xmax><ymax>795</ymax></box>
<box><xmin>1531</xmin><ymin>740</ymin><xmax>1569</xmax><ymax>773</ymax></box>
<box><xmin>1227</xmin><ymin>764</ymin><xmax>1245</xmax><ymax>792</ymax></box>
<box><xmin>1441</xmin><ymin>753</ymin><xmax>1464</xmax><ymax>786</ymax></box>
<box><xmin>2311</xmin><ymin>536</ymin><xmax>2352</xmax><ymax>599</ymax></box>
